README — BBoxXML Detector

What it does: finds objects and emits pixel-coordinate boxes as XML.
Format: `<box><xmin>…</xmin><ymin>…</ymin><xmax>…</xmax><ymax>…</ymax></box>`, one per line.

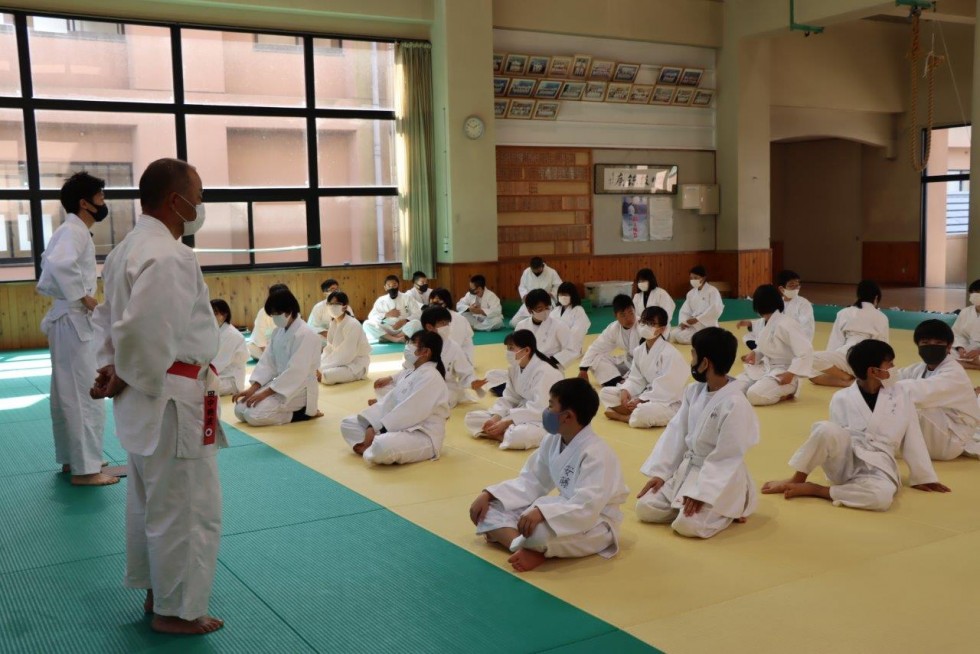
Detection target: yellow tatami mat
<box><xmin>225</xmin><ymin>321</ymin><xmax>980</xmax><ymax>654</ymax></box>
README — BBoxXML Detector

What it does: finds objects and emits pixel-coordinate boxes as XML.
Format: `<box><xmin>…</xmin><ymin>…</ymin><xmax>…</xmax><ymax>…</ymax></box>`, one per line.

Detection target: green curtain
<box><xmin>395</xmin><ymin>42</ymin><xmax>435</xmax><ymax>278</ymax></box>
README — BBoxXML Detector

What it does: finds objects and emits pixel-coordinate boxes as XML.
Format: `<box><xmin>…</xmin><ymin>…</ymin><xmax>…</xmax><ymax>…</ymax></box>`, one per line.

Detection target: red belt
<box><xmin>166</xmin><ymin>361</ymin><xmax>216</xmax><ymax>379</ymax></box>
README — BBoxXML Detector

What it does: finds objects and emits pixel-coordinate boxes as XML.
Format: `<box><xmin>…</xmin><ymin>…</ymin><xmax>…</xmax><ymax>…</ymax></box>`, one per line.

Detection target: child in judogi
<box><xmin>579</xmin><ymin>294</ymin><xmax>639</xmax><ymax>388</ymax></box>
<box><xmin>669</xmin><ymin>265</ymin><xmax>724</xmax><ymax>346</ymax></box>
<box><xmin>551</xmin><ymin>282</ymin><xmax>591</xmax><ymax>358</ymax></box>
<box><xmin>405</xmin><ymin>270</ymin><xmax>432</xmax><ymax>307</ymax></box>
<box><xmin>469</xmin><ymin>378</ymin><xmax>629</xmax><ymax>572</ymax></box>
<box><xmin>457</xmin><ymin>274</ymin><xmax>504</xmax><ymax>332</ymax></box>
<box><xmin>810</xmin><ymin>280</ymin><xmax>889</xmax><ymax>387</ymax></box>
<box><xmin>363</xmin><ymin>275</ymin><xmax>421</xmax><ymax>344</ymax></box>
<box><xmin>632</xmin><ymin>268</ymin><xmax>675</xmax><ymax>336</ymax></box>
<box><xmin>428</xmin><ymin>288</ymin><xmax>475</xmax><ymax>365</ymax></box>
<box><xmin>246</xmin><ymin>282</ymin><xmax>288</xmax><ymax>360</ymax></box>
<box><xmin>210</xmin><ymin>299</ymin><xmax>248</xmax><ymax>396</ymax></box>
<box><xmin>636</xmin><ymin>327</ymin><xmax>759</xmax><ymax>538</ymax></box>
<box><xmin>307</xmin><ymin>278</ymin><xmax>340</xmax><ymax>339</ymax></box>
<box><xmin>952</xmin><ymin>278</ymin><xmax>980</xmax><ymax>369</ymax></box>
<box><xmin>763</xmin><ymin>339</ymin><xmax>950</xmax><ymax>510</ymax></box>
<box><xmin>601</xmin><ymin>306</ymin><xmax>688</xmax><ymax>429</ymax></box>
<box><xmin>316</xmin><ymin>291</ymin><xmax>372</xmax><ymax>386</ymax></box>
<box><xmin>510</xmin><ymin>256</ymin><xmax>562</xmax><ymax>327</ymax></box>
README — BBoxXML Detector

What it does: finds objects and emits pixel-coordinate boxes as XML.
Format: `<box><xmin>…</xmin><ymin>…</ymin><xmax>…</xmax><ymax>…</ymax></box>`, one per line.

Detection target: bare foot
<box><xmin>151</xmin><ymin>615</ymin><xmax>224</xmax><ymax>635</ymax></box>
<box><xmin>315</xmin><ymin>369</ymin><xmax>323</xmax><ymax>383</ymax></box>
<box><xmin>783</xmin><ymin>481</ymin><xmax>831</xmax><ymax>500</ymax></box>
<box><xmin>761</xmin><ymin>478</ymin><xmax>795</xmax><ymax>494</ymax></box>
<box><xmin>311</xmin><ymin>411</ymin><xmax>324</xmax><ymax>419</ymax></box>
<box><xmin>508</xmin><ymin>548</ymin><xmax>547</xmax><ymax>572</ymax></box>
<box><xmin>482</xmin><ymin>431</ymin><xmax>504</xmax><ymax>442</ymax></box>
<box><xmin>367</xmin><ymin>398</ymin><xmax>378</xmax><ymax>406</ymax></box>
<box><xmin>779</xmin><ymin>394</ymin><xmax>795</xmax><ymax>403</ymax></box>
<box><xmin>144</xmin><ymin>590</ymin><xmax>154</xmax><ymax>615</ymax></box>
<box><xmin>604</xmin><ymin>409</ymin><xmax>629</xmax><ymax>423</ymax></box>
<box><xmin>71</xmin><ymin>472</ymin><xmax>120</xmax><ymax>486</ymax></box>
<box><xmin>735</xmin><ymin>517</ymin><xmax>747</xmax><ymax>524</ymax></box>
<box><xmin>353</xmin><ymin>430</ymin><xmax>376</xmax><ymax>456</ymax></box>
<box><xmin>61</xmin><ymin>460</ymin><xmax>109</xmax><ymax>474</ymax></box>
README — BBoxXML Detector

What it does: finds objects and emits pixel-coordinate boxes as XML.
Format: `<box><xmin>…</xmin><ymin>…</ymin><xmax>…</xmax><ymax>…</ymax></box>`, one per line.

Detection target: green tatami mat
<box><xmin>219</xmin><ymin>511</ymin><xmax>658</xmax><ymax>654</ymax></box>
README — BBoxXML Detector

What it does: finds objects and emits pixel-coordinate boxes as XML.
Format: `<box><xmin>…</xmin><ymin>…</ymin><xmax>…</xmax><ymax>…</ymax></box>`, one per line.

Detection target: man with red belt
<box><xmin>92</xmin><ymin>158</ymin><xmax>225</xmax><ymax>635</ymax></box>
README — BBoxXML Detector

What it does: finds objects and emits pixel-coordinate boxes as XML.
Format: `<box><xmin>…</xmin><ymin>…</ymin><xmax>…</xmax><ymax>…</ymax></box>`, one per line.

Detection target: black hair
<box><xmin>421</xmin><ymin>306</ymin><xmax>452</xmax><ymax>328</ymax></box>
<box><xmin>265</xmin><ymin>289</ymin><xmax>301</xmax><ymax>318</ymax></box>
<box><xmin>470</xmin><ymin>274</ymin><xmax>486</xmax><ymax>289</ymax></box>
<box><xmin>139</xmin><ymin>158</ymin><xmax>194</xmax><ymax>211</ymax></box>
<box><xmin>612</xmin><ymin>294</ymin><xmax>634</xmax><ymax>314</ymax></box>
<box><xmin>525</xmin><ymin>288</ymin><xmax>552</xmax><ymax>311</ymax></box>
<box><xmin>60</xmin><ymin>171</ymin><xmax>106</xmax><ymax>214</ymax></box>
<box><xmin>690</xmin><ymin>265</ymin><xmax>707</xmax><ymax>278</ymax></box>
<box><xmin>327</xmin><ymin>290</ymin><xmax>349</xmax><ymax>306</ymax></box>
<box><xmin>691</xmin><ymin>327</ymin><xmax>738</xmax><ymax>375</ymax></box>
<box><xmin>269</xmin><ymin>283</ymin><xmax>289</xmax><ymax>294</ymax></box>
<box><xmin>384</xmin><ymin>274</ymin><xmax>400</xmax><ymax>285</ymax></box>
<box><xmin>854</xmin><ymin>280</ymin><xmax>882</xmax><ymax>307</ymax></box>
<box><xmin>640</xmin><ymin>306</ymin><xmax>669</xmax><ymax>326</ymax></box>
<box><xmin>428</xmin><ymin>287</ymin><xmax>453</xmax><ymax>308</ymax></box>
<box><xmin>634</xmin><ymin>268</ymin><xmax>658</xmax><ymax>292</ymax></box>
<box><xmin>969</xmin><ymin>279</ymin><xmax>980</xmax><ymax>294</ymax></box>
<box><xmin>505</xmin><ymin>329</ymin><xmax>561</xmax><ymax>369</ymax></box>
<box><xmin>847</xmin><ymin>339</ymin><xmax>895</xmax><ymax>380</ymax></box>
<box><xmin>410</xmin><ymin>330</ymin><xmax>447</xmax><ymax>378</ymax></box>
<box><xmin>321</xmin><ymin>278</ymin><xmax>339</xmax><ymax>292</ymax></box>
<box><xmin>550</xmin><ymin>378</ymin><xmax>600</xmax><ymax>426</ymax></box>
<box><xmin>529</xmin><ymin>256</ymin><xmax>545</xmax><ymax>269</ymax></box>
<box><xmin>776</xmin><ymin>270</ymin><xmax>801</xmax><ymax>288</ymax></box>
<box><xmin>412</xmin><ymin>271</ymin><xmax>428</xmax><ymax>282</ymax></box>
<box><xmin>752</xmin><ymin>284</ymin><xmax>785</xmax><ymax>316</ymax></box>
<box><xmin>556</xmin><ymin>281</ymin><xmax>582</xmax><ymax>308</ymax></box>
<box><xmin>913</xmin><ymin>318</ymin><xmax>954</xmax><ymax>345</ymax></box>
<box><xmin>210</xmin><ymin>299</ymin><xmax>232</xmax><ymax>326</ymax></box>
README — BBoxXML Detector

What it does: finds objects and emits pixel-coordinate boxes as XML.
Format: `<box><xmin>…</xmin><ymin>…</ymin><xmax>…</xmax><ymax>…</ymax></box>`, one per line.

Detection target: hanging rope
<box><xmin>907</xmin><ymin>9</ymin><xmax>945</xmax><ymax>172</ymax></box>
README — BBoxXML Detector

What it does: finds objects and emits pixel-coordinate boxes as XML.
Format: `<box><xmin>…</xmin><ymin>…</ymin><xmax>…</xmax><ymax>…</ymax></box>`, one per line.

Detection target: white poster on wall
<box><xmin>621</xmin><ymin>196</ymin><xmax>649</xmax><ymax>241</ymax></box>
<box><xmin>649</xmin><ymin>196</ymin><xmax>673</xmax><ymax>240</ymax></box>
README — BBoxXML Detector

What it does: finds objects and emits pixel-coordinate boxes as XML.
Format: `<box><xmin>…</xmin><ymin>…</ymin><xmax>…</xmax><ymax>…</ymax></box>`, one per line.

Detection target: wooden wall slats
<box><xmin>861</xmin><ymin>241</ymin><xmax>920</xmax><ymax>286</ymax></box>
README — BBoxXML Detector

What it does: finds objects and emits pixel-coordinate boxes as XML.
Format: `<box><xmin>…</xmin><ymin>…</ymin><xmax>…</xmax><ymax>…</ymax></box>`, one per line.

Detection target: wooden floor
<box><xmin>803</xmin><ymin>283</ymin><xmax>967</xmax><ymax>313</ymax></box>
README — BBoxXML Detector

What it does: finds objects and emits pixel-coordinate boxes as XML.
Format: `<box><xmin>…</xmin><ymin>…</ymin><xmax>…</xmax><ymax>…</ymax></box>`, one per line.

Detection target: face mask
<box><xmin>970</xmin><ymin>293</ymin><xmax>980</xmax><ymax>307</ymax></box>
<box><xmin>541</xmin><ymin>408</ymin><xmax>562</xmax><ymax>434</ymax></box>
<box><xmin>417</xmin><ymin>283</ymin><xmax>429</xmax><ymax>293</ymax></box>
<box><xmin>918</xmin><ymin>344</ymin><xmax>948</xmax><ymax>367</ymax></box>
<box><xmin>876</xmin><ymin>368</ymin><xmax>897</xmax><ymax>389</ymax></box>
<box><xmin>436</xmin><ymin>325</ymin><xmax>451</xmax><ymax>340</ymax></box>
<box><xmin>505</xmin><ymin>349</ymin><xmax>523</xmax><ymax>366</ymax></box>
<box><xmin>690</xmin><ymin>278</ymin><xmax>702</xmax><ymax>290</ymax></box>
<box><xmin>533</xmin><ymin>269</ymin><xmax>543</xmax><ymax>277</ymax></box>
<box><xmin>404</xmin><ymin>345</ymin><xmax>419</xmax><ymax>367</ymax></box>
<box><xmin>558</xmin><ymin>295</ymin><xmax>571</xmax><ymax>307</ymax></box>
<box><xmin>176</xmin><ymin>194</ymin><xmax>206</xmax><ymax>235</ymax></box>
<box><xmin>532</xmin><ymin>309</ymin><xmax>550</xmax><ymax>322</ymax></box>
<box><xmin>637</xmin><ymin>281</ymin><xmax>650</xmax><ymax>292</ymax></box>
<box><xmin>783</xmin><ymin>288</ymin><xmax>799</xmax><ymax>299</ymax></box>
<box><xmin>386</xmin><ymin>288</ymin><xmax>399</xmax><ymax>299</ymax></box>
<box><xmin>88</xmin><ymin>201</ymin><xmax>109</xmax><ymax>223</ymax></box>
<box><xmin>271</xmin><ymin>314</ymin><xmax>288</xmax><ymax>328</ymax></box>
<box><xmin>469</xmin><ymin>288</ymin><xmax>479</xmax><ymax>297</ymax></box>
<box><xmin>637</xmin><ymin>324</ymin><xmax>656</xmax><ymax>340</ymax></box>
<box><xmin>327</xmin><ymin>305</ymin><xmax>345</xmax><ymax>318</ymax></box>
<box><xmin>691</xmin><ymin>357</ymin><xmax>708</xmax><ymax>383</ymax></box>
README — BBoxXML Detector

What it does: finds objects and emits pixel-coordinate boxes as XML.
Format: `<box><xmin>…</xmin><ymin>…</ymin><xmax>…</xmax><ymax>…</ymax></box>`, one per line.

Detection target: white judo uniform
<box><xmin>383</xmin><ymin>337</ymin><xmax>477</xmax><ymax>408</ymax></box>
<box><xmin>405</xmin><ymin>286</ymin><xmax>432</xmax><ymax>307</ymax></box>
<box><xmin>637</xmin><ymin>379</ymin><xmax>759</xmax><ymax>537</ymax></box>
<box><xmin>363</xmin><ymin>292</ymin><xmax>422</xmax><ymax>343</ymax></box>
<box><xmin>212</xmin><ymin>322</ymin><xmax>248</xmax><ymax>396</ymax></box>
<box><xmin>516</xmin><ymin>316</ymin><xmax>578</xmax><ymax>368</ymax></box>
<box><xmin>318</xmin><ymin>314</ymin><xmax>372</xmax><ymax>385</ymax></box>
<box><xmin>307</xmin><ymin>300</ymin><xmax>355</xmax><ymax>339</ymax></box>
<box><xmin>812</xmin><ymin>303</ymin><xmax>889</xmax><ymax>375</ymax></box>
<box><xmin>340</xmin><ymin>361</ymin><xmax>450</xmax><ymax>465</ymax></box>
<box><xmin>599</xmin><ymin>337</ymin><xmax>689</xmax><ymax>428</ymax></box>
<box><xmin>894</xmin><ymin>355</ymin><xmax>980</xmax><ymax>460</ymax></box>
<box><xmin>581</xmin><ymin>320</ymin><xmax>641</xmax><ymax>385</ymax></box>
<box><xmin>737</xmin><ymin>311</ymin><xmax>814</xmax><ymax>406</ymax></box>
<box><xmin>551</xmin><ymin>305</ymin><xmax>591</xmax><ymax>357</ymax></box>
<box><xmin>952</xmin><ymin>305</ymin><xmax>980</xmax><ymax>353</ymax></box>
<box><xmin>465</xmin><ymin>356</ymin><xmax>565</xmax><ymax>450</ymax></box>
<box><xmin>510</xmin><ymin>265</ymin><xmax>562</xmax><ymax>327</ymax></box>
<box><xmin>457</xmin><ymin>288</ymin><xmax>504</xmax><ymax>331</ymax></box>
<box><xmin>235</xmin><ymin>318</ymin><xmax>320</xmax><ymax>426</ymax></box>
<box><xmin>788</xmin><ymin>383</ymin><xmax>939</xmax><ymax>511</ymax></box>
<box><xmin>447</xmin><ymin>309</ymin><xmax>476</xmax><ymax>365</ymax></box>
<box><xmin>670</xmin><ymin>283</ymin><xmax>725</xmax><ymax>345</ymax></box>
<box><xmin>782</xmin><ymin>295</ymin><xmax>815</xmax><ymax>342</ymax></box>
<box><xmin>94</xmin><ymin>214</ymin><xmax>224</xmax><ymax>621</ymax></box>
<box><xmin>477</xmin><ymin>426</ymin><xmax>629</xmax><ymax>559</ymax></box>
<box><xmin>246</xmin><ymin>308</ymin><xmax>276</xmax><ymax>360</ymax></box>
<box><xmin>36</xmin><ymin>213</ymin><xmax>106</xmax><ymax>476</ymax></box>
<box><xmin>633</xmin><ymin>287</ymin><xmax>676</xmax><ymax>338</ymax></box>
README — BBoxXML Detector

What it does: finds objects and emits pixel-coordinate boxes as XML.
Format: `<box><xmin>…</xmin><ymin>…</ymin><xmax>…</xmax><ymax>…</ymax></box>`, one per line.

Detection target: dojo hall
<box><xmin>2</xmin><ymin>1</ymin><xmax>980</xmax><ymax>652</ymax></box>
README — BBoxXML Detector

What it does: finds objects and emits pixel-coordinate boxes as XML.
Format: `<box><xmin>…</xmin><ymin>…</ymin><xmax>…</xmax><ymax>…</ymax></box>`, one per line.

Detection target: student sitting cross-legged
<box><xmin>551</xmin><ymin>282</ymin><xmax>591</xmax><ymax>358</ymax></box>
<box><xmin>457</xmin><ymin>274</ymin><xmax>504</xmax><ymax>332</ymax></box>
<box><xmin>469</xmin><ymin>378</ymin><xmax>629</xmax><ymax>572</ymax></box>
<box><xmin>600</xmin><ymin>306</ymin><xmax>689</xmax><ymax>429</ymax></box>
<box><xmin>669</xmin><ymin>265</ymin><xmax>724</xmax><ymax>346</ymax></box>
<box><xmin>762</xmin><ymin>339</ymin><xmax>950</xmax><ymax>511</ymax></box>
<box><xmin>316</xmin><ymin>291</ymin><xmax>372</xmax><ymax>386</ymax></box>
<box><xmin>340</xmin><ymin>330</ymin><xmax>450</xmax><ymax>465</ymax></box>
<box><xmin>579</xmin><ymin>294</ymin><xmax>639</xmax><ymax>388</ymax></box>
<box><xmin>636</xmin><ymin>327</ymin><xmax>759</xmax><ymax>538</ymax></box>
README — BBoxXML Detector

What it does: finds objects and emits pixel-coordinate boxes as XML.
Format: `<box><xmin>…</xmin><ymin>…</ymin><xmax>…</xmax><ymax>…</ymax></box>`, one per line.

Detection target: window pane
<box><xmin>319</xmin><ymin>196</ymin><xmax>397</xmax><ymax>265</ymax></box>
<box><xmin>182</xmin><ymin>29</ymin><xmax>305</xmax><ymax>107</ymax></box>
<box><xmin>28</xmin><ymin>19</ymin><xmax>173</xmax><ymax>102</ymax></box>
<box><xmin>0</xmin><ymin>108</ymin><xmax>27</xmax><ymax>188</ymax></box>
<box><xmin>317</xmin><ymin>118</ymin><xmax>396</xmax><ymax>187</ymax></box>
<box><xmin>314</xmin><ymin>39</ymin><xmax>394</xmax><ymax>109</ymax></box>
<box><xmin>253</xmin><ymin>202</ymin><xmax>307</xmax><ymax>265</ymax></box>
<box><xmin>192</xmin><ymin>202</ymin><xmax>249</xmax><ymax>267</ymax></box>
<box><xmin>40</xmin><ymin>198</ymin><xmax>139</xmax><ymax>257</ymax></box>
<box><xmin>0</xmin><ymin>14</ymin><xmax>20</xmax><ymax>96</ymax></box>
<box><xmin>187</xmin><ymin>115</ymin><xmax>308</xmax><ymax>187</ymax></box>
<box><xmin>0</xmin><ymin>199</ymin><xmax>34</xmax><ymax>280</ymax></box>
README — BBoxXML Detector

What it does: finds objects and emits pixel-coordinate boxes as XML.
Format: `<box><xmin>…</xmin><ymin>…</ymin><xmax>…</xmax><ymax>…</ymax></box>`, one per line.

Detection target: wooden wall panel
<box><xmin>771</xmin><ymin>240</ymin><xmax>784</xmax><ymax>277</ymax></box>
<box><xmin>861</xmin><ymin>241</ymin><xmax>920</xmax><ymax>286</ymax></box>
<box><xmin>736</xmin><ymin>249</ymin><xmax>773</xmax><ymax>298</ymax></box>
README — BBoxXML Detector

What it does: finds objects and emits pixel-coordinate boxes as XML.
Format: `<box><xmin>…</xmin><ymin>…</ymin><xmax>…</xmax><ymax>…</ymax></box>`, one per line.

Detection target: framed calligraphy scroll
<box><xmin>594</xmin><ymin>164</ymin><xmax>678</xmax><ymax>195</ymax></box>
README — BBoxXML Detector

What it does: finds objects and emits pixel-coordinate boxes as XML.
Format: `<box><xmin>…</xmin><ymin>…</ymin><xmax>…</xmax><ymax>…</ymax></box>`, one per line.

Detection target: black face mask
<box><xmin>386</xmin><ymin>288</ymin><xmax>399</xmax><ymax>299</ymax></box>
<box><xmin>918</xmin><ymin>344</ymin><xmax>948</xmax><ymax>367</ymax></box>
<box><xmin>417</xmin><ymin>284</ymin><xmax>429</xmax><ymax>293</ymax></box>
<box><xmin>89</xmin><ymin>201</ymin><xmax>109</xmax><ymax>223</ymax></box>
<box><xmin>691</xmin><ymin>357</ymin><xmax>708</xmax><ymax>383</ymax></box>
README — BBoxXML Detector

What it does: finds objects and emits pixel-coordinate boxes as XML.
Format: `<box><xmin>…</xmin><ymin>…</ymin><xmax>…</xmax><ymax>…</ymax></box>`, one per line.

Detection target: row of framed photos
<box><xmin>495</xmin><ymin>99</ymin><xmax>560</xmax><ymax>120</ymax></box>
<box><xmin>493</xmin><ymin>52</ymin><xmax>705</xmax><ymax>87</ymax></box>
<box><xmin>494</xmin><ymin>77</ymin><xmax>714</xmax><ymax>107</ymax></box>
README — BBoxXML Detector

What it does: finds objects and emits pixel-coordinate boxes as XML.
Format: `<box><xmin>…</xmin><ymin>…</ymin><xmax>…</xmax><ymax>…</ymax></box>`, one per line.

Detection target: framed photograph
<box><xmin>627</xmin><ymin>84</ymin><xmax>654</xmax><ymax>104</ymax></box>
<box><xmin>679</xmin><ymin>68</ymin><xmax>703</xmax><ymax>87</ymax></box>
<box><xmin>589</xmin><ymin>60</ymin><xmax>615</xmax><ymax>81</ymax></box>
<box><xmin>494</xmin><ymin>98</ymin><xmax>510</xmax><ymax>118</ymax></box>
<box><xmin>594</xmin><ymin>163</ymin><xmax>679</xmax><ymax>195</ymax></box>
<box><xmin>534</xmin><ymin>79</ymin><xmax>563</xmax><ymax>100</ymax></box>
<box><xmin>532</xmin><ymin>101</ymin><xmax>560</xmax><ymax>120</ymax></box>
<box><xmin>673</xmin><ymin>88</ymin><xmax>694</xmax><ymax>105</ymax></box>
<box><xmin>504</xmin><ymin>53</ymin><xmax>529</xmax><ymax>75</ymax></box>
<box><xmin>658</xmin><ymin>66</ymin><xmax>682</xmax><ymax>85</ymax></box>
<box><xmin>549</xmin><ymin>55</ymin><xmax>573</xmax><ymax>78</ymax></box>
<box><xmin>493</xmin><ymin>76</ymin><xmax>511</xmax><ymax>97</ymax></box>
<box><xmin>570</xmin><ymin>54</ymin><xmax>592</xmax><ymax>79</ymax></box>
<box><xmin>582</xmin><ymin>81</ymin><xmax>607</xmax><ymax>102</ymax></box>
<box><xmin>559</xmin><ymin>81</ymin><xmax>586</xmax><ymax>101</ymax></box>
<box><xmin>507</xmin><ymin>99</ymin><xmax>535</xmax><ymax>119</ymax></box>
<box><xmin>650</xmin><ymin>86</ymin><xmax>676</xmax><ymax>105</ymax></box>
<box><xmin>492</xmin><ymin>52</ymin><xmax>506</xmax><ymax>74</ymax></box>
<box><xmin>507</xmin><ymin>78</ymin><xmax>537</xmax><ymax>98</ymax></box>
<box><xmin>605</xmin><ymin>83</ymin><xmax>631</xmax><ymax>103</ymax></box>
<box><xmin>692</xmin><ymin>89</ymin><xmax>714</xmax><ymax>107</ymax></box>
<box><xmin>613</xmin><ymin>63</ymin><xmax>641</xmax><ymax>83</ymax></box>
<box><xmin>526</xmin><ymin>55</ymin><xmax>551</xmax><ymax>76</ymax></box>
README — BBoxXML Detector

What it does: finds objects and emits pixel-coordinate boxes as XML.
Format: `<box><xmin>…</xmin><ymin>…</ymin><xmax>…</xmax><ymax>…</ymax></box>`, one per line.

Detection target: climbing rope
<box><xmin>908</xmin><ymin>8</ymin><xmax>945</xmax><ymax>172</ymax></box>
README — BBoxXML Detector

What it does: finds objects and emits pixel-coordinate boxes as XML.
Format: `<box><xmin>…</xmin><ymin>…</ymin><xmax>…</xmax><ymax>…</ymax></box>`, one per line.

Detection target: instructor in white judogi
<box><xmin>91</xmin><ymin>158</ymin><xmax>224</xmax><ymax>635</ymax></box>
<box><xmin>37</xmin><ymin>172</ymin><xmax>117</xmax><ymax>486</ymax></box>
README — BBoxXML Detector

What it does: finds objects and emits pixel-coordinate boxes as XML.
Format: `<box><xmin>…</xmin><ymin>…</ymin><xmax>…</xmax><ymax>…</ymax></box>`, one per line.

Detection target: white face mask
<box><xmin>505</xmin><ymin>349</ymin><xmax>517</xmax><ymax>366</ymax></box>
<box><xmin>532</xmin><ymin>309</ymin><xmax>550</xmax><ymax>322</ymax></box>
<box><xmin>177</xmin><ymin>194</ymin><xmax>206</xmax><ymax>236</ymax></box>
<box><xmin>404</xmin><ymin>344</ymin><xmax>419</xmax><ymax>367</ymax></box>
<box><xmin>783</xmin><ymin>288</ymin><xmax>800</xmax><ymax>299</ymax></box>
<box><xmin>558</xmin><ymin>295</ymin><xmax>571</xmax><ymax>307</ymax></box>
<box><xmin>637</xmin><ymin>281</ymin><xmax>650</xmax><ymax>292</ymax></box>
<box><xmin>436</xmin><ymin>325</ymin><xmax>452</xmax><ymax>340</ymax></box>
<box><xmin>637</xmin><ymin>324</ymin><xmax>657</xmax><ymax>340</ymax></box>
<box><xmin>970</xmin><ymin>293</ymin><xmax>980</xmax><ymax>307</ymax></box>
<box><xmin>327</xmin><ymin>305</ymin><xmax>345</xmax><ymax>318</ymax></box>
<box><xmin>690</xmin><ymin>278</ymin><xmax>702</xmax><ymax>289</ymax></box>
<box><xmin>271</xmin><ymin>314</ymin><xmax>288</xmax><ymax>328</ymax></box>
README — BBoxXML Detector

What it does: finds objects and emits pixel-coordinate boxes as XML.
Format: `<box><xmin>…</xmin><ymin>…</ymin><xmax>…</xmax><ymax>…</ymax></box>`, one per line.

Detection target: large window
<box><xmin>0</xmin><ymin>12</ymin><xmax>400</xmax><ymax>282</ymax></box>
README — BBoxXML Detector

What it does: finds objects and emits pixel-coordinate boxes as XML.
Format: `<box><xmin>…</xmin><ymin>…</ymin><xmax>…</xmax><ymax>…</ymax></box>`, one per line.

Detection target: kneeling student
<box><xmin>893</xmin><ymin>319</ymin><xmax>980</xmax><ymax>460</ymax></box>
<box><xmin>317</xmin><ymin>291</ymin><xmax>372</xmax><ymax>385</ymax></box>
<box><xmin>601</xmin><ymin>306</ymin><xmax>688</xmax><ymax>429</ymax></box>
<box><xmin>469</xmin><ymin>378</ymin><xmax>628</xmax><ymax>572</ymax></box>
<box><xmin>579</xmin><ymin>294</ymin><xmax>640</xmax><ymax>387</ymax></box>
<box><xmin>234</xmin><ymin>289</ymin><xmax>321</xmax><ymax>426</ymax></box>
<box><xmin>340</xmin><ymin>331</ymin><xmax>450</xmax><ymax>465</ymax></box>
<box><xmin>762</xmin><ymin>339</ymin><xmax>949</xmax><ymax>510</ymax></box>
<box><xmin>636</xmin><ymin>327</ymin><xmax>759</xmax><ymax>538</ymax></box>
<box><xmin>210</xmin><ymin>299</ymin><xmax>249</xmax><ymax>396</ymax></box>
